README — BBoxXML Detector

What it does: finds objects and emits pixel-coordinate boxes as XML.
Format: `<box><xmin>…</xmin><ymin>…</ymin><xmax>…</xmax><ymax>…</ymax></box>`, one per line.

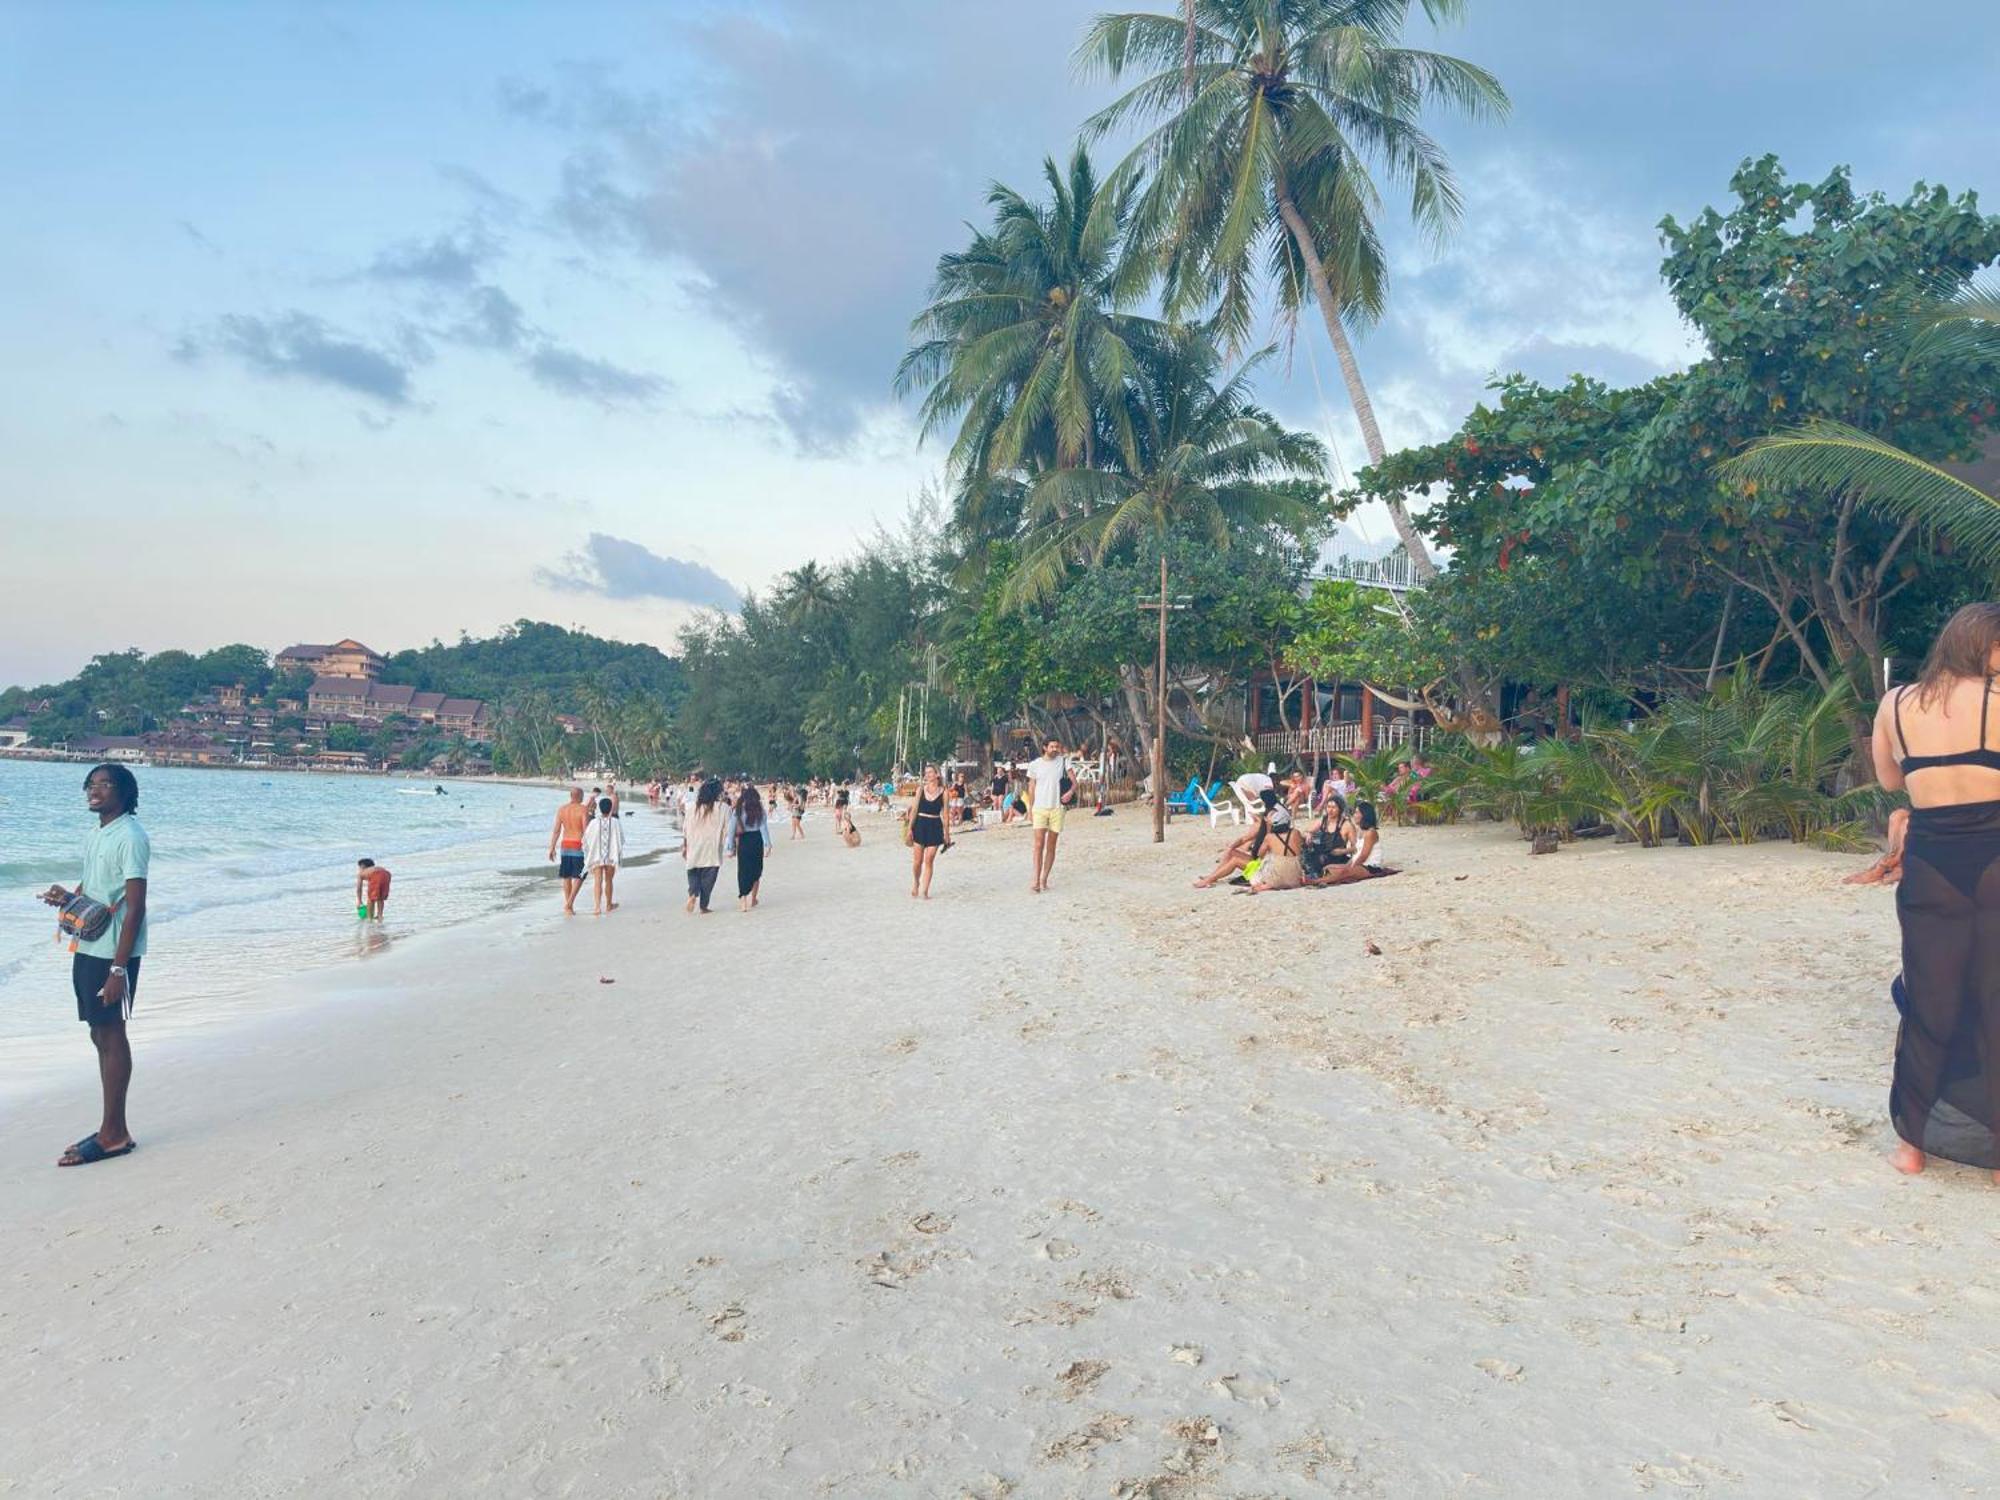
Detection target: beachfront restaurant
<box><xmin>1244</xmin><ymin>671</ymin><xmax>1431</xmax><ymax>762</ymax></box>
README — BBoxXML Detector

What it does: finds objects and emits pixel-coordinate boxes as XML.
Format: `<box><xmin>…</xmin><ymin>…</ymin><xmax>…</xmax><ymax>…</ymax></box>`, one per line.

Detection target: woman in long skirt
<box><xmin>1873</xmin><ymin>603</ymin><xmax>2000</xmax><ymax>1179</ymax></box>
<box><xmin>729</xmin><ymin>784</ymin><xmax>772</xmax><ymax>912</ymax></box>
<box><xmin>682</xmin><ymin>777</ymin><xmax>726</xmax><ymax>915</ymax></box>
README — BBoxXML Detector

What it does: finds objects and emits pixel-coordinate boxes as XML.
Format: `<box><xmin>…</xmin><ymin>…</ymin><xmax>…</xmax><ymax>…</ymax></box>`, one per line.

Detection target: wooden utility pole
<box><xmin>1137</xmin><ymin>556</ymin><xmax>1189</xmax><ymax>844</ymax></box>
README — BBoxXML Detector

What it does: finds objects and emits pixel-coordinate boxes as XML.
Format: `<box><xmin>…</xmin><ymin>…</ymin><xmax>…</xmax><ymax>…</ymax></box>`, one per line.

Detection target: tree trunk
<box><xmin>1120</xmin><ymin>667</ymin><xmax>1155</xmax><ymax>794</ymax></box>
<box><xmin>1274</xmin><ymin>182</ymin><xmax>1438</xmax><ymax>583</ymax></box>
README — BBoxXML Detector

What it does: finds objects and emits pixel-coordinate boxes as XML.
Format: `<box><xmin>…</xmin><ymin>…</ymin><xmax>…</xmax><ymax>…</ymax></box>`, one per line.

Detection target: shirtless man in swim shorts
<box><xmin>548</xmin><ymin>787</ymin><xmax>590</xmax><ymax>916</ymax></box>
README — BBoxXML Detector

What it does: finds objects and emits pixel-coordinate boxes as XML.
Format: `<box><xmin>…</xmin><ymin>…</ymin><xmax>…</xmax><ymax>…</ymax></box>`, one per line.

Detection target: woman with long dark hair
<box><xmin>728</xmin><ymin>784</ymin><xmax>772</xmax><ymax>912</ymax></box>
<box><xmin>1310</xmin><ymin>800</ymin><xmax>1390</xmax><ymax>885</ymax></box>
<box><xmin>907</xmin><ymin>764</ymin><xmax>951</xmax><ymax>899</ymax></box>
<box><xmin>682</xmin><ymin>777</ymin><xmax>726</xmax><ymax>915</ymax></box>
<box><xmin>1873</xmin><ymin>602</ymin><xmax>2000</xmax><ymax>1179</ymax></box>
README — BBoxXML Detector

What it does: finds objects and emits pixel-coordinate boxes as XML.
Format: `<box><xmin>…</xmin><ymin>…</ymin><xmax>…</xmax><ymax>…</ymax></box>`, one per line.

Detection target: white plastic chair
<box><xmin>1196</xmin><ymin>783</ymin><xmax>1242</xmax><ymax>828</ymax></box>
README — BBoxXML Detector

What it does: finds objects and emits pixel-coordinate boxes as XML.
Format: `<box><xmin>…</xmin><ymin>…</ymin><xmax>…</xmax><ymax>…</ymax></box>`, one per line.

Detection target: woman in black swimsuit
<box><xmin>908</xmin><ymin>763</ymin><xmax>951</xmax><ymax>899</ymax></box>
<box><xmin>1873</xmin><ymin>603</ymin><xmax>2000</xmax><ymax>1180</ymax></box>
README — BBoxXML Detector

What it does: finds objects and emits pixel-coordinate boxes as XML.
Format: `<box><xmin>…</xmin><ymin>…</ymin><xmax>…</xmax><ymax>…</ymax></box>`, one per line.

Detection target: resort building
<box><xmin>0</xmin><ymin>717</ymin><xmax>32</xmax><ymax>750</ymax></box>
<box><xmin>306</xmin><ymin>676</ymin><xmax>489</xmax><ymax>734</ymax></box>
<box><xmin>276</xmin><ymin>639</ymin><xmax>386</xmax><ymax>680</ymax></box>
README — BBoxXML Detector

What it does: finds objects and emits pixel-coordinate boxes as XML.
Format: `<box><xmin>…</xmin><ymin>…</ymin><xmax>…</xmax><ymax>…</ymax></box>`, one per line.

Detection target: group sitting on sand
<box><xmin>1193</xmin><ymin>783</ymin><xmax>1391</xmax><ymax>893</ymax></box>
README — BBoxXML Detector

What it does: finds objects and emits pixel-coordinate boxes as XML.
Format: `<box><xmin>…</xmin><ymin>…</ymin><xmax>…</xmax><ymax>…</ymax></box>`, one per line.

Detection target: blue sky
<box><xmin>3</xmin><ymin>0</ymin><xmax>1997</xmax><ymax>688</ymax></box>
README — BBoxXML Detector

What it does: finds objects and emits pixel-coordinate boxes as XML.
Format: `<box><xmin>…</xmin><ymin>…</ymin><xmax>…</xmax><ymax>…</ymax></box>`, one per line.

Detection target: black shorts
<box><xmin>74</xmin><ymin>953</ymin><xmax>140</xmax><ymax>1026</ymax></box>
<box><xmin>559</xmin><ymin>852</ymin><xmax>585</xmax><ymax>880</ymax></box>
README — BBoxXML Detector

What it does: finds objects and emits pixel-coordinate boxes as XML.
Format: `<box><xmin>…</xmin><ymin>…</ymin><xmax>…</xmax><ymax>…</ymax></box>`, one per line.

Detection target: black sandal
<box><xmin>59</xmin><ymin>1134</ymin><xmax>136</xmax><ymax>1167</ymax></box>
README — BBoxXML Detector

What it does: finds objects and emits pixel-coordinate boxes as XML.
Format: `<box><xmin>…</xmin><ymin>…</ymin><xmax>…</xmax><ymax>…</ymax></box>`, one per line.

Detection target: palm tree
<box><xmin>1077</xmin><ymin>0</ymin><xmax>1508</xmax><ymax>577</ymax></box>
<box><xmin>778</xmin><ymin>561</ymin><xmax>837</xmax><ymax>624</ymax></box>
<box><xmin>896</xmin><ymin>147</ymin><xmax>1170</xmax><ymax>540</ymax></box>
<box><xmin>1725</xmin><ymin>278</ymin><xmax>2000</xmax><ymax>569</ymax></box>
<box><xmin>1006</xmin><ymin>330</ymin><xmax>1327</xmax><ymax>605</ymax></box>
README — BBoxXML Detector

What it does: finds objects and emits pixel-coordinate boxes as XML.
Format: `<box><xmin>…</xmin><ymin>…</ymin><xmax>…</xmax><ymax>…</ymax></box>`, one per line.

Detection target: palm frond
<box><xmin>1723</xmin><ymin>420</ymin><xmax>2000</xmax><ymax>573</ymax></box>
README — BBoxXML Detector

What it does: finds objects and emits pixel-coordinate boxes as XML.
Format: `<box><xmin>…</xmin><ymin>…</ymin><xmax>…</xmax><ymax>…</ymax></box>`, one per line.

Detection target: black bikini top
<box><xmin>1895</xmin><ymin>679</ymin><xmax>2000</xmax><ymax>774</ymax></box>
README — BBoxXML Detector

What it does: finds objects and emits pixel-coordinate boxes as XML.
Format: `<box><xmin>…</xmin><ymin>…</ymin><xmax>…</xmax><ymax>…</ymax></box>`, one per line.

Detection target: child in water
<box><xmin>355</xmin><ymin>858</ymin><xmax>391</xmax><ymax>920</ymax></box>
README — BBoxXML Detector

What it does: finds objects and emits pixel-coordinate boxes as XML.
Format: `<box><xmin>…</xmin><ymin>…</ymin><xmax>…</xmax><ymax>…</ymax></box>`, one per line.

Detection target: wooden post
<box><xmin>1153</xmin><ymin>555</ymin><xmax>1168</xmax><ymax>844</ymax></box>
<box><xmin>1359</xmin><ymin>686</ymin><xmax>1375</xmax><ymax>751</ymax></box>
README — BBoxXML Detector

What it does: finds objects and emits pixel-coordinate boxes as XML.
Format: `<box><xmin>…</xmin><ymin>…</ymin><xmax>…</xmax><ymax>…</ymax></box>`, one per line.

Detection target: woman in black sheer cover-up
<box><xmin>1872</xmin><ymin>603</ymin><xmax>2000</xmax><ymax>1179</ymax></box>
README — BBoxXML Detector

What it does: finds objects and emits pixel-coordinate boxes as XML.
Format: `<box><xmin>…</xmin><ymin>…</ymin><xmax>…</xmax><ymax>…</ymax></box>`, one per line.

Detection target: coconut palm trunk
<box><xmin>1275</xmin><ymin>182</ymin><xmax>1437</xmax><ymax>582</ymax></box>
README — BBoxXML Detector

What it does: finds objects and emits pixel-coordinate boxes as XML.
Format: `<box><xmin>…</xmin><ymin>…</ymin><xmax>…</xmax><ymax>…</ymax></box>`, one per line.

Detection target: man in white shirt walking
<box><xmin>1024</xmin><ymin>737</ymin><xmax>1075</xmax><ymax>894</ymax></box>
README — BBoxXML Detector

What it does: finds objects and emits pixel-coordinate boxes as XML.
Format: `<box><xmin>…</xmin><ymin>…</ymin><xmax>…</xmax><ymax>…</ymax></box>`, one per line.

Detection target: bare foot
<box><xmin>1192</xmin><ymin>877</ymin><xmax>1213</xmax><ymax>888</ymax></box>
<box><xmin>1891</xmin><ymin>1142</ymin><xmax>1925</xmax><ymax>1175</ymax></box>
<box><xmin>684</xmin><ymin>897</ymin><xmax>697</xmax><ymax>914</ymax></box>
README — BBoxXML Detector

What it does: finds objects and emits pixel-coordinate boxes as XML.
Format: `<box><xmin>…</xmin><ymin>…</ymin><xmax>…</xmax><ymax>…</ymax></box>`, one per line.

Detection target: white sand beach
<box><xmin>3</xmin><ymin>810</ymin><xmax>1993</xmax><ymax>1498</ymax></box>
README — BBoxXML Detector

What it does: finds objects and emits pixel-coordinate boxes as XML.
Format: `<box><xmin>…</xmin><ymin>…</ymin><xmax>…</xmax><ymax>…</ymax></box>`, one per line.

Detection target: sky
<box><xmin>3</xmin><ymin>0</ymin><xmax>1998</xmax><ymax>689</ymax></box>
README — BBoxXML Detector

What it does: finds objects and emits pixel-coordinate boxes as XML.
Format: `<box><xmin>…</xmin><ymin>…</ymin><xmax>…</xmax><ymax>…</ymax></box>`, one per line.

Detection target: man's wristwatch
<box><xmin>109</xmin><ymin>965</ymin><xmax>128</xmax><ymax>977</ymax></box>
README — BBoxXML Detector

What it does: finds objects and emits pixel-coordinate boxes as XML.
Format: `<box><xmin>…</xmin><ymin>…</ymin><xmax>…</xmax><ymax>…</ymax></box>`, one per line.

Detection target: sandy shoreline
<box><xmin>3</xmin><ymin>809</ymin><xmax>1993</xmax><ymax>1497</ymax></box>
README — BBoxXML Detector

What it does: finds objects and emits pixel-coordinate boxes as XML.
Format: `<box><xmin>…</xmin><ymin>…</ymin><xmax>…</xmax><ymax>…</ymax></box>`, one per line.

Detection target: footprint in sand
<box><xmin>1211</xmin><ymin>1373</ymin><xmax>1281</xmax><ymax>1407</ymax></box>
<box><xmin>1041</xmin><ymin>1412</ymin><xmax>1133</xmax><ymax>1462</ymax></box>
<box><xmin>1474</xmin><ymin>1358</ymin><xmax>1524</xmax><ymax>1383</ymax></box>
<box><xmin>1753</xmin><ymin>1398</ymin><xmax>1815</xmax><ymax>1431</ymax></box>
<box><xmin>1034</xmin><ymin>1237</ymin><xmax>1080</xmax><ymax>1262</ymax></box>
<box><xmin>1057</xmin><ymin>1359</ymin><xmax>1109</xmax><ymax>1399</ymax></box>
<box><xmin>911</xmin><ymin>1211</ymin><xmax>954</xmax><ymax>1235</ymax></box>
<box><xmin>707</xmin><ymin>1304</ymin><xmax>747</xmax><ymax>1341</ymax></box>
<box><xmin>1066</xmin><ymin>1269</ymin><xmax>1137</xmax><ymax>1302</ymax></box>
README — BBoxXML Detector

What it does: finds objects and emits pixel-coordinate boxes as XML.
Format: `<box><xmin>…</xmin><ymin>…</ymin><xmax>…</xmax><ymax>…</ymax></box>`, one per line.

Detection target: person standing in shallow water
<box><xmin>1871</xmin><ymin>602</ymin><xmax>2000</xmax><ymax>1182</ymax></box>
<box><xmin>682</xmin><ymin>777</ymin><xmax>726</xmax><ymax>915</ymax></box>
<box><xmin>548</xmin><ymin>787</ymin><xmax>590</xmax><ymax>916</ymax></box>
<box><xmin>39</xmin><ymin>764</ymin><xmax>150</xmax><ymax>1167</ymax></box>
<box><xmin>582</xmin><ymin>795</ymin><xmax>623</xmax><ymax>915</ymax></box>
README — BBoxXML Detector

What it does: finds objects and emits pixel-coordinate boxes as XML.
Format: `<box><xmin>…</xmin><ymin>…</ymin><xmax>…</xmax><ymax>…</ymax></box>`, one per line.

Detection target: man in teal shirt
<box><xmin>40</xmin><ymin>763</ymin><xmax>150</xmax><ymax>1166</ymax></box>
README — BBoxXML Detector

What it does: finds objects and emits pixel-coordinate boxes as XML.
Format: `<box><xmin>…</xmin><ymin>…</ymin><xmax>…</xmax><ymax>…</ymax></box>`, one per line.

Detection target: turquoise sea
<box><xmin>0</xmin><ymin>761</ymin><xmax>677</xmax><ymax>1088</ymax></box>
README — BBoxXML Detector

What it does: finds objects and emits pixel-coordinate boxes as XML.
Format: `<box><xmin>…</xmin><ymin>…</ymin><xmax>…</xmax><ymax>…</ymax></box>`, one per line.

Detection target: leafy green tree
<box><xmin>1079</xmin><ymin>0</ymin><xmax>1507</xmax><ymax>573</ymax></box>
<box><xmin>269</xmin><ymin>666</ymin><xmax>317</xmax><ymax>703</ymax></box>
<box><xmin>385</xmin><ymin>621</ymin><xmax>685</xmax><ymax>715</ymax></box>
<box><xmin>1349</xmin><ymin>159</ymin><xmax>2000</xmax><ymax>760</ymax></box>
<box><xmin>196</xmin><ymin>644</ymin><xmax>273</xmax><ymax>696</ymax></box>
<box><xmin>1726</xmin><ymin>275</ymin><xmax>2000</xmax><ymax>568</ymax></box>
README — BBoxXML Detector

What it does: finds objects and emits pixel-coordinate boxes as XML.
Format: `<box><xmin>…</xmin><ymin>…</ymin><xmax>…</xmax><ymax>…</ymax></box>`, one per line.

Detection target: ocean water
<box><xmin>0</xmin><ymin>761</ymin><xmax>677</xmax><ymax>1083</ymax></box>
